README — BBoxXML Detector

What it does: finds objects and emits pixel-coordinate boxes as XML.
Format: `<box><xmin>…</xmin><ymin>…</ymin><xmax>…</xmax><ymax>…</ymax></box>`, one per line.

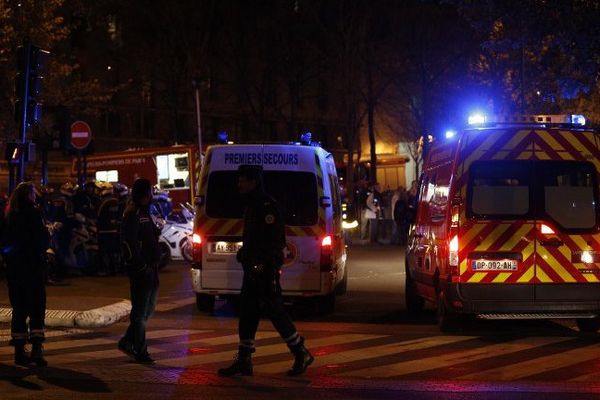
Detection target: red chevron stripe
<box><xmin>547</xmin><ymin>130</ymin><xmax>588</xmax><ymax>160</ymax></box>
<box><xmin>536</xmin><ymin>255</ymin><xmax>572</xmax><ymax>283</ymax></box>
<box><xmin>486</xmin><ymin>221</ymin><xmax>527</xmax><ymax>252</ymax></box>
<box><xmin>505</xmin><ymin>130</ymin><xmax>535</xmax><ymax>159</ymax></box>
<box><xmin>533</xmin><ymin>135</ymin><xmax>564</xmax><ymax>160</ymax></box>
<box><xmin>570</xmin><ymin>132</ymin><xmax>600</xmax><ymax>161</ymax></box>
<box><xmin>205</xmin><ymin>219</ymin><xmax>228</xmax><ymax>235</ymax></box>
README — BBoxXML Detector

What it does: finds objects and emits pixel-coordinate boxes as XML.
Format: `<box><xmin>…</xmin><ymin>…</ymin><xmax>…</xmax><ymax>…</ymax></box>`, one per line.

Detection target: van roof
<box><xmin>206</xmin><ymin>143</ymin><xmax>333</xmax><ymax>171</ymax></box>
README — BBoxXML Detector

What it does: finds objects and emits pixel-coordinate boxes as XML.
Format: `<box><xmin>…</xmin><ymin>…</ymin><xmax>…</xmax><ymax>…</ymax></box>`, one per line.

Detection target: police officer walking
<box><xmin>118</xmin><ymin>178</ymin><xmax>161</xmax><ymax>364</ymax></box>
<box><xmin>218</xmin><ymin>165</ymin><xmax>313</xmax><ymax>377</ymax></box>
<box><xmin>3</xmin><ymin>182</ymin><xmax>50</xmax><ymax>367</ymax></box>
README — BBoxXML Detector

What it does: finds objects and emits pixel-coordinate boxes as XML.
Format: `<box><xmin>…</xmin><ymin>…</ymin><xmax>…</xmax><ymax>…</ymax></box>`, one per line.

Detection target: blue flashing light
<box><xmin>571</xmin><ymin>114</ymin><xmax>586</xmax><ymax>126</ymax></box>
<box><xmin>300</xmin><ymin>131</ymin><xmax>312</xmax><ymax>145</ymax></box>
<box><xmin>468</xmin><ymin>113</ymin><xmax>486</xmax><ymax>125</ymax></box>
<box><xmin>217</xmin><ymin>131</ymin><xmax>229</xmax><ymax>144</ymax></box>
<box><xmin>445</xmin><ymin>130</ymin><xmax>457</xmax><ymax>139</ymax></box>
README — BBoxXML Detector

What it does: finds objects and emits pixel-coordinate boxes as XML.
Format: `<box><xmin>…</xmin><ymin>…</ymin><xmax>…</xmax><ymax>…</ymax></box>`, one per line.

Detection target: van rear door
<box><xmin>533</xmin><ymin>160</ymin><xmax>600</xmax><ymax>298</ymax></box>
<box><xmin>461</xmin><ymin>160</ymin><xmax>537</xmax><ymax>300</ymax></box>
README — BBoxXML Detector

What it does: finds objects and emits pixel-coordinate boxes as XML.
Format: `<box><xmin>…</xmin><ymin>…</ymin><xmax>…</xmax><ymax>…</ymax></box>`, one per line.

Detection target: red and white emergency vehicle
<box><xmin>406</xmin><ymin>114</ymin><xmax>600</xmax><ymax>332</ymax></box>
<box><xmin>191</xmin><ymin>142</ymin><xmax>347</xmax><ymax>313</ymax></box>
<box><xmin>79</xmin><ymin>144</ymin><xmax>201</xmax><ymax>206</ymax></box>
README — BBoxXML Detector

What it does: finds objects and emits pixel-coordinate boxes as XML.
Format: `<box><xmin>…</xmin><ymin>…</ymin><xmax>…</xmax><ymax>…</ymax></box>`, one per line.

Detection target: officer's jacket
<box><xmin>237</xmin><ymin>189</ymin><xmax>285</xmax><ymax>268</ymax></box>
<box><xmin>120</xmin><ymin>205</ymin><xmax>161</xmax><ymax>272</ymax></box>
<box><xmin>3</xmin><ymin>203</ymin><xmax>50</xmax><ymax>272</ymax></box>
<box><xmin>97</xmin><ymin>195</ymin><xmax>120</xmax><ymax>233</ymax></box>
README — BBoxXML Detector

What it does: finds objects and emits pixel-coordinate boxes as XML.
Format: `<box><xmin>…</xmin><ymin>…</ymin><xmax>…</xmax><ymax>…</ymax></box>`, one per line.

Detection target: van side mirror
<box><xmin>320</xmin><ymin>196</ymin><xmax>331</xmax><ymax>208</ymax></box>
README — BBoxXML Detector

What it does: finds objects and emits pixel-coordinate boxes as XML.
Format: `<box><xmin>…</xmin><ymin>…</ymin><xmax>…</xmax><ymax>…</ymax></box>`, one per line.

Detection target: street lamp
<box><xmin>192</xmin><ymin>78</ymin><xmax>204</xmax><ymax>160</ymax></box>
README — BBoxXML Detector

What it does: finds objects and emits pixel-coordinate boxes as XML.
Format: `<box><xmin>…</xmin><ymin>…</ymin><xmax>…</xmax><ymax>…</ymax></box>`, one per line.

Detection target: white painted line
<box><xmin>336</xmin><ymin>336</ymin><xmax>571</xmax><ymax>378</ymax></box>
<box><xmin>254</xmin><ymin>335</ymin><xmax>474</xmax><ymax>375</ymax></box>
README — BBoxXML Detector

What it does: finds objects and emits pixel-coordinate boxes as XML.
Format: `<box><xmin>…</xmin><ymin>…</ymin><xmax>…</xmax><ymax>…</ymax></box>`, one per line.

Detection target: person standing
<box><xmin>118</xmin><ymin>178</ymin><xmax>161</xmax><ymax>364</ymax></box>
<box><xmin>365</xmin><ymin>183</ymin><xmax>382</xmax><ymax>244</ymax></box>
<box><xmin>218</xmin><ymin>165</ymin><xmax>313</xmax><ymax>377</ymax></box>
<box><xmin>2</xmin><ymin>182</ymin><xmax>50</xmax><ymax>367</ymax></box>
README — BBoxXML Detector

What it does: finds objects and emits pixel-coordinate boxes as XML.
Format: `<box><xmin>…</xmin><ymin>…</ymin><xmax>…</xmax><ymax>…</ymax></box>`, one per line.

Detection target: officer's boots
<box><xmin>30</xmin><ymin>342</ymin><xmax>48</xmax><ymax>367</ymax></box>
<box><xmin>13</xmin><ymin>341</ymin><xmax>30</xmax><ymax>367</ymax></box>
<box><xmin>218</xmin><ymin>346</ymin><xmax>253</xmax><ymax>376</ymax></box>
<box><xmin>288</xmin><ymin>344</ymin><xmax>314</xmax><ymax>376</ymax></box>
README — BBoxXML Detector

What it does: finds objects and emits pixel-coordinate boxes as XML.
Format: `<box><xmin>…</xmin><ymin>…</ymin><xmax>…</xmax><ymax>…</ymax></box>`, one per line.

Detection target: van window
<box><xmin>467</xmin><ymin>160</ymin><xmax>598</xmax><ymax>231</ymax></box>
<box><xmin>468</xmin><ymin>161</ymin><xmax>532</xmax><ymax>218</ymax></box>
<box><xmin>538</xmin><ymin>161</ymin><xmax>597</xmax><ymax>230</ymax></box>
<box><xmin>205</xmin><ymin>171</ymin><xmax>319</xmax><ymax>226</ymax></box>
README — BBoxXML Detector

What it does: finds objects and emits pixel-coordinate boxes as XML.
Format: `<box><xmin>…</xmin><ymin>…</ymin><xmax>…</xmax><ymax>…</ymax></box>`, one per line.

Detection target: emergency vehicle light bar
<box><xmin>468</xmin><ymin>114</ymin><xmax>586</xmax><ymax>127</ymax></box>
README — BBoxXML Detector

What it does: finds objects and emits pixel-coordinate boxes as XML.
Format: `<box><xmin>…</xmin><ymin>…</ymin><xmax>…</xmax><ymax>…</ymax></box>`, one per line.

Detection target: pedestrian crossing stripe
<box><xmin>5</xmin><ymin>328</ymin><xmax>600</xmax><ymax>383</ymax></box>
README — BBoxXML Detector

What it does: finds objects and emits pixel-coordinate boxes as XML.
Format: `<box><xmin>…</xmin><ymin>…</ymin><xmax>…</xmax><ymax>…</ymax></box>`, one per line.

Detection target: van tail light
<box><xmin>449</xmin><ymin>197</ymin><xmax>461</xmax><ymax>276</ymax></box>
<box><xmin>192</xmin><ymin>232</ymin><xmax>203</xmax><ymax>268</ymax></box>
<box><xmin>449</xmin><ymin>235</ymin><xmax>459</xmax><ymax>274</ymax></box>
<box><xmin>320</xmin><ymin>235</ymin><xmax>334</xmax><ymax>271</ymax></box>
<box><xmin>540</xmin><ymin>224</ymin><xmax>555</xmax><ymax>235</ymax></box>
<box><xmin>192</xmin><ymin>233</ymin><xmax>202</xmax><ymax>245</ymax></box>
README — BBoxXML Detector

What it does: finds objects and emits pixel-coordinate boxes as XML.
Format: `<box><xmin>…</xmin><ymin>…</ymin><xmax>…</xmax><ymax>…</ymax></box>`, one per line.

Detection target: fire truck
<box><xmin>79</xmin><ymin>144</ymin><xmax>201</xmax><ymax>206</ymax></box>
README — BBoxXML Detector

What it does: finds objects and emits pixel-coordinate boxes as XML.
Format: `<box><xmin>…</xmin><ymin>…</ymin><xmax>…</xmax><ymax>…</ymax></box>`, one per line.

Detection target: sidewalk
<box><xmin>0</xmin><ymin>276</ymin><xmax>131</xmax><ymax>329</ymax></box>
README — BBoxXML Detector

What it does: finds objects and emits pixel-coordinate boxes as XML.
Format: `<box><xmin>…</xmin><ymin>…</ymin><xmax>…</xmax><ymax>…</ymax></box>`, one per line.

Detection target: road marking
<box><xmin>253</xmin><ymin>335</ymin><xmax>475</xmax><ymax>374</ymax></box>
<box><xmin>157</xmin><ymin>333</ymin><xmax>387</xmax><ymax>368</ymax></box>
<box><xmin>1</xmin><ymin>329</ymin><xmax>212</xmax><ymax>362</ymax></box>
<box><xmin>458</xmin><ymin>342</ymin><xmax>600</xmax><ymax>381</ymax></box>
<box><xmin>155</xmin><ymin>297</ymin><xmax>196</xmax><ymax>312</ymax></box>
<box><xmin>46</xmin><ymin>330</ymin><xmax>275</xmax><ymax>365</ymax></box>
<box><xmin>336</xmin><ymin>336</ymin><xmax>571</xmax><ymax>378</ymax></box>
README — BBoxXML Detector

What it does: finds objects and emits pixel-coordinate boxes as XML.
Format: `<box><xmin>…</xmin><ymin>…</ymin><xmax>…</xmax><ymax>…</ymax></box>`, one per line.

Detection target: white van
<box><xmin>191</xmin><ymin>143</ymin><xmax>347</xmax><ymax>313</ymax></box>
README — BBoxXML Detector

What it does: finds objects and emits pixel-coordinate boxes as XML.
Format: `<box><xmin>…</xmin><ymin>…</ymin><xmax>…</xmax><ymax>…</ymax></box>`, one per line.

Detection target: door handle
<box><xmin>540</xmin><ymin>239</ymin><xmax>563</xmax><ymax>247</ymax></box>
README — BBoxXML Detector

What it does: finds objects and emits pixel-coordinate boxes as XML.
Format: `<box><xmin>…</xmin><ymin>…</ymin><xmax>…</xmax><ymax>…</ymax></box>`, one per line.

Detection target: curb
<box><xmin>0</xmin><ymin>299</ymin><xmax>131</xmax><ymax>329</ymax></box>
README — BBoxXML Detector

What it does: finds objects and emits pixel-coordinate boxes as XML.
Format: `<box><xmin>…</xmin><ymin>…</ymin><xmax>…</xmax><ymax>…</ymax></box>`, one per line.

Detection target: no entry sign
<box><xmin>70</xmin><ymin>121</ymin><xmax>92</xmax><ymax>150</ymax></box>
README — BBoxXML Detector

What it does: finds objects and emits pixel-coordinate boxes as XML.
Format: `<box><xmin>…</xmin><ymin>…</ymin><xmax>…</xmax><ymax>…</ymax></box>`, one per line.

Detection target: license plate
<box><xmin>211</xmin><ymin>242</ymin><xmax>242</xmax><ymax>254</ymax></box>
<box><xmin>471</xmin><ymin>259</ymin><xmax>517</xmax><ymax>271</ymax></box>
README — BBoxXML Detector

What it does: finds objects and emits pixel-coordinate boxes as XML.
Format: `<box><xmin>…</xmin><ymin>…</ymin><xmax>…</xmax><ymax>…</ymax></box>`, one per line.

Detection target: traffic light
<box><xmin>5</xmin><ymin>142</ymin><xmax>22</xmax><ymax>164</ymax></box>
<box><xmin>14</xmin><ymin>42</ymin><xmax>49</xmax><ymax>128</ymax></box>
<box><xmin>5</xmin><ymin>142</ymin><xmax>35</xmax><ymax>164</ymax></box>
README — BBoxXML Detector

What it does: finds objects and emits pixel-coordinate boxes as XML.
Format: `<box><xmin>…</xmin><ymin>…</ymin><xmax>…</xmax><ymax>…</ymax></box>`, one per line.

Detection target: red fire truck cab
<box><xmin>77</xmin><ymin>144</ymin><xmax>201</xmax><ymax>206</ymax></box>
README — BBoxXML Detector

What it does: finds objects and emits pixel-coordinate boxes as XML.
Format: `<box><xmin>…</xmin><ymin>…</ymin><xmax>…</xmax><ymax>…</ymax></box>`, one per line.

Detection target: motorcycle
<box><xmin>159</xmin><ymin>203</ymin><xmax>194</xmax><ymax>263</ymax></box>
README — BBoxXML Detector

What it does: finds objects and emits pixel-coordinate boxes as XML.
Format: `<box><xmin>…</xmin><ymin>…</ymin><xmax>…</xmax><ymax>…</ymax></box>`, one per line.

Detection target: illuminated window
<box><xmin>156</xmin><ymin>153</ymin><xmax>190</xmax><ymax>189</ymax></box>
<box><xmin>96</xmin><ymin>170</ymin><xmax>119</xmax><ymax>182</ymax></box>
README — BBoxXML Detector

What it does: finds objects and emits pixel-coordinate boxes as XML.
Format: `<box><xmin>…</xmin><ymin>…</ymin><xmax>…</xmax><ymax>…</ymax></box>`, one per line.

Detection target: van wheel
<box><xmin>196</xmin><ymin>294</ymin><xmax>215</xmax><ymax>313</ymax></box>
<box><xmin>405</xmin><ymin>263</ymin><xmax>425</xmax><ymax>315</ymax></box>
<box><xmin>437</xmin><ymin>292</ymin><xmax>457</xmax><ymax>332</ymax></box>
<box><xmin>317</xmin><ymin>293</ymin><xmax>336</xmax><ymax>314</ymax></box>
<box><xmin>336</xmin><ymin>268</ymin><xmax>348</xmax><ymax>295</ymax></box>
<box><xmin>576</xmin><ymin>317</ymin><xmax>600</xmax><ymax>333</ymax></box>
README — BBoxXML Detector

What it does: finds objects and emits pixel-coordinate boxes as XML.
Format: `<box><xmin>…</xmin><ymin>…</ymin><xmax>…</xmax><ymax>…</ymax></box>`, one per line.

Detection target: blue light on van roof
<box><xmin>571</xmin><ymin>114</ymin><xmax>586</xmax><ymax>126</ymax></box>
<box><xmin>468</xmin><ymin>113</ymin><xmax>486</xmax><ymax>125</ymax></box>
<box><xmin>300</xmin><ymin>131</ymin><xmax>312</xmax><ymax>145</ymax></box>
<box><xmin>445</xmin><ymin>130</ymin><xmax>457</xmax><ymax>139</ymax></box>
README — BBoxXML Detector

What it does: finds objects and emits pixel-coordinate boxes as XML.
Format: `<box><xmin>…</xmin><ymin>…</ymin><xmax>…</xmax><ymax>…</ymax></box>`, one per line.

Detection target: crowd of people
<box><xmin>0</xmin><ymin>180</ymin><xmax>172</xmax><ymax>283</ymax></box>
<box><xmin>355</xmin><ymin>180</ymin><xmax>418</xmax><ymax>245</ymax></box>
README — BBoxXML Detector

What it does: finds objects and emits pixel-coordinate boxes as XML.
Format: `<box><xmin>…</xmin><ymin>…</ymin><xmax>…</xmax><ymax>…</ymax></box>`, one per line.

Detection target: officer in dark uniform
<box><xmin>218</xmin><ymin>165</ymin><xmax>313</xmax><ymax>377</ymax></box>
<box><xmin>118</xmin><ymin>178</ymin><xmax>161</xmax><ymax>364</ymax></box>
<box><xmin>3</xmin><ymin>182</ymin><xmax>50</xmax><ymax>367</ymax></box>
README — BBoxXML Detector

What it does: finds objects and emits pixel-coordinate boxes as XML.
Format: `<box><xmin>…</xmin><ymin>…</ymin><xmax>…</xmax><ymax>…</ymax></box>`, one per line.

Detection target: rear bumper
<box><xmin>190</xmin><ymin>268</ymin><xmax>336</xmax><ymax>297</ymax></box>
<box><xmin>445</xmin><ymin>283</ymin><xmax>600</xmax><ymax>315</ymax></box>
